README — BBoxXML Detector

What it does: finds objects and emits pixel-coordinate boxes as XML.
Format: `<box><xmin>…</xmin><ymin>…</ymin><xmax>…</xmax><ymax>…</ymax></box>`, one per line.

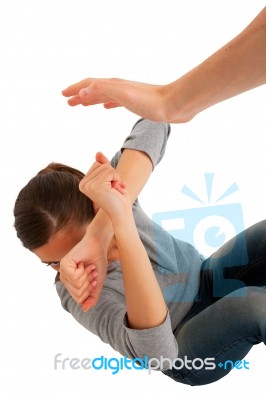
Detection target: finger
<box><xmin>84</xmin><ymin>264</ymin><xmax>97</xmax><ymax>274</ymax></box>
<box><xmin>77</xmin><ymin>79</ymin><xmax>130</xmax><ymax>107</ymax></box>
<box><xmin>104</xmin><ymin>102</ymin><xmax>121</xmax><ymax>109</ymax></box>
<box><xmin>59</xmin><ymin>259</ymin><xmax>81</xmax><ymax>282</ymax></box>
<box><xmin>76</xmin><ymin>281</ymin><xmax>97</xmax><ymax>305</ymax></box>
<box><xmin>65</xmin><ymin>275</ymin><xmax>97</xmax><ymax>304</ymax></box>
<box><xmin>79</xmin><ymin>163</ymin><xmax>122</xmax><ymax>199</ymax></box>
<box><xmin>61</xmin><ymin>261</ymin><xmax>88</xmax><ymax>287</ymax></box>
<box><xmin>74</xmin><ymin>263</ymin><xmax>97</xmax><ymax>285</ymax></box>
<box><xmin>67</xmin><ymin>95</ymin><xmax>83</xmax><ymax>107</ymax></box>
<box><xmin>111</xmin><ymin>180</ymin><xmax>126</xmax><ymax>194</ymax></box>
<box><xmin>95</xmin><ymin>151</ymin><xmax>110</xmax><ymax>165</ymax></box>
<box><xmin>81</xmin><ymin>281</ymin><xmax>99</xmax><ymax>311</ymax></box>
<box><xmin>67</xmin><ymin>94</ymin><xmax>106</xmax><ymax>107</ymax></box>
<box><xmin>85</xmin><ymin>265</ymin><xmax>99</xmax><ymax>281</ymax></box>
<box><xmin>62</xmin><ymin>77</ymin><xmax>126</xmax><ymax>98</ymax></box>
<box><xmin>79</xmin><ymin>163</ymin><xmax>111</xmax><ymax>192</ymax></box>
<box><xmin>80</xmin><ymin>161</ymin><xmax>108</xmax><ymax>192</ymax></box>
<box><xmin>82</xmin><ymin>299</ymin><xmax>95</xmax><ymax>312</ymax></box>
<box><xmin>62</xmin><ymin>78</ymin><xmax>93</xmax><ymax>97</ymax></box>
<box><xmin>81</xmin><ymin>284</ymin><xmax>101</xmax><ymax>312</ymax></box>
<box><xmin>112</xmin><ymin>181</ymin><xmax>126</xmax><ymax>189</ymax></box>
<box><xmin>62</xmin><ymin>266</ymin><xmax>88</xmax><ymax>289</ymax></box>
<box><xmin>81</xmin><ymin>163</ymin><xmax>115</xmax><ymax>187</ymax></box>
<box><xmin>89</xmin><ymin>164</ymin><xmax>120</xmax><ymax>186</ymax></box>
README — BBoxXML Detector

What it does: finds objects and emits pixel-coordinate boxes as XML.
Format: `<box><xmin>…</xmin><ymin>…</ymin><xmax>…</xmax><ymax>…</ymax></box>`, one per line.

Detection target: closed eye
<box><xmin>44</xmin><ymin>261</ymin><xmax>60</xmax><ymax>268</ymax></box>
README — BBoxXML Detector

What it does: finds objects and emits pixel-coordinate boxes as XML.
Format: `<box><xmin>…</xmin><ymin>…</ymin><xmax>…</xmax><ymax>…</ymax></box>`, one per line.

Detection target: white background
<box><xmin>1</xmin><ymin>0</ymin><xmax>265</xmax><ymax>398</ymax></box>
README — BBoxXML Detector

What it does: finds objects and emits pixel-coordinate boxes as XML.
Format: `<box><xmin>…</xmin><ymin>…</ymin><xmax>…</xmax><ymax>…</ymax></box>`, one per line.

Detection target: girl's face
<box><xmin>32</xmin><ymin>225</ymin><xmax>87</xmax><ymax>271</ymax></box>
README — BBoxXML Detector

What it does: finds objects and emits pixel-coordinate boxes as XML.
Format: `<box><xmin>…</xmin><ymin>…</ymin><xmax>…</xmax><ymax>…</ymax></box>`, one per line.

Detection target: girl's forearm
<box><xmin>164</xmin><ymin>6</ymin><xmax>266</xmax><ymax>123</ymax></box>
<box><xmin>112</xmin><ymin>211</ymin><xmax>167</xmax><ymax>330</ymax></box>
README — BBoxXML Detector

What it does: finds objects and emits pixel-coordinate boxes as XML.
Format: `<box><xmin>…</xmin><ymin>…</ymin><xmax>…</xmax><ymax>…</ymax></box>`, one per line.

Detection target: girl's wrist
<box><xmin>110</xmin><ymin>207</ymin><xmax>134</xmax><ymax>232</ymax></box>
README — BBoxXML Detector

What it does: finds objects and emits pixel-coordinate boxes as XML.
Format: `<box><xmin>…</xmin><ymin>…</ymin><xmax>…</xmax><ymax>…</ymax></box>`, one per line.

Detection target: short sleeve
<box><xmin>110</xmin><ymin>118</ymin><xmax>171</xmax><ymax>170</ymax></box>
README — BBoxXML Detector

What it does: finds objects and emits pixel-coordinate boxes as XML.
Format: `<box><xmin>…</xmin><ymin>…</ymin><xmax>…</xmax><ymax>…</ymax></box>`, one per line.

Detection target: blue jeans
<box><xmin>162</xmin><ymin>220</ymin><xmax>266</xmax><ymax>385</ymax></box>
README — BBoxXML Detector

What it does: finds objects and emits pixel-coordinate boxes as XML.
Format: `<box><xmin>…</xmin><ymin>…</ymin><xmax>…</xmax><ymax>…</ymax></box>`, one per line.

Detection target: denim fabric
<box><xmin>163</xmin><ymin>220</ymin><xmax>266</xmax><ymax>385</ymax></box>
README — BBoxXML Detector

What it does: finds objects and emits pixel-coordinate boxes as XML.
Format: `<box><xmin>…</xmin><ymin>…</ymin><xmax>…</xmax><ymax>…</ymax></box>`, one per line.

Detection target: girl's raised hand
<box><xmin>79</xmin><ymin>152</ymin><xmax>131</xmax><ymax>222</ymax></box>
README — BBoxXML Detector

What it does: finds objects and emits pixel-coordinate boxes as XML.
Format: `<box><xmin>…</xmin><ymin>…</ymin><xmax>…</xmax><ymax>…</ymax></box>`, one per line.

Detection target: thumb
<box><xmin>96</xmin><ymin>151</ymin><xmax>109</xmax><ymax>165</ymax></box>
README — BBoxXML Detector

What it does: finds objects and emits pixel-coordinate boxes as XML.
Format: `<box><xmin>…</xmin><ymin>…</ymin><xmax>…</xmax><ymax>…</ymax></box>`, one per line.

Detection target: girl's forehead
<box><xmin>32</xmin><ymin>226</ymin><xmax>86</xmax><ymax>262</ymax></box>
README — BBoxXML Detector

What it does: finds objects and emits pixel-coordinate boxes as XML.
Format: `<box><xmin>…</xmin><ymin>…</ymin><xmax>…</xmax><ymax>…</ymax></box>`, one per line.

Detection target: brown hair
<box><xmin>14</xmin><ymin>163</ymin><xmax>95</xmax><ymax>250</ymax></box>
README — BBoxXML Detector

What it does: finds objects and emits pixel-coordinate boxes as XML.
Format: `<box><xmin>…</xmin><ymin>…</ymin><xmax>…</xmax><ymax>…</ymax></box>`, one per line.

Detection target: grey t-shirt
<box><xmin>56</xmin><ymin>119</ymin><xmax>204</xmax><ymax>370</ymax></box>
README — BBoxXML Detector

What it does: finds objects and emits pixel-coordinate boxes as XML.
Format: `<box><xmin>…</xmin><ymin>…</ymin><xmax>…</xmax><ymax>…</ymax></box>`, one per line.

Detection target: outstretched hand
<box><xmin>62</xmin><ymin>78</ymin><xmax>168</xmax><ymax>122</ymax></box>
